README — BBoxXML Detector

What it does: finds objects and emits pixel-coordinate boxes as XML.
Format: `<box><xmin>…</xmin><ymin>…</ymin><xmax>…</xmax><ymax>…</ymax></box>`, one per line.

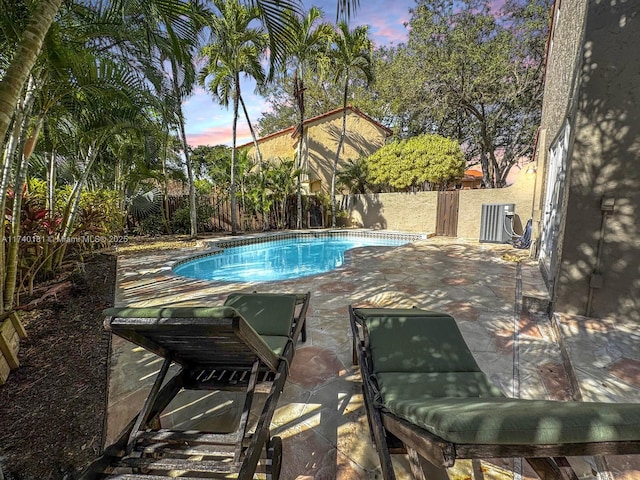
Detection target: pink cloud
<box><xmin>369</xmin><ymin>23</ymin><xmax>409</xmax><ymax>46</ymax></box>
<box><xmin>354</xmin><ymin>2</ymin><xmax>411</xmax><ymax>46</ymax></box>
<box><xmin>187</xmin><ymin>123</ymin><xmax>253</xmax><ymax>147</ymax></box>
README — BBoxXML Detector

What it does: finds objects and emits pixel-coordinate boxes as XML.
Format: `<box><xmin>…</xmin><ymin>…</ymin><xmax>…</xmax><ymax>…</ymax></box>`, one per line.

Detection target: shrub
<box><xmin>170</xmin><ymin>204</ymin><xmax>215</xmax><ymax>234</ymax></box>
<box><xmin>134</xmin><ymin>212</ymin><xmax>166</xmax><ymax>236</ymax></box>
<box><xmin>367</xmin><ymin>134</ymin><xmax>465</xmax><ymax>191</ymax></box>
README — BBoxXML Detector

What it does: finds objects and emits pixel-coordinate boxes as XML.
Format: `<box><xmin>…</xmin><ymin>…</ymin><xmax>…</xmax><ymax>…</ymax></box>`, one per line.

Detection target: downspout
<box><xmin>585</xmin><ymin>196</ymin><xmax>615</xmax><ymax>317</ymax></box>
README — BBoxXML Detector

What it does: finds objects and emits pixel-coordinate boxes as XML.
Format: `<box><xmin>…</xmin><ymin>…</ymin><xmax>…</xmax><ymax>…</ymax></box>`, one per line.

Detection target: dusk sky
<box><xmin>183</xmin><ymin>0</ymin><xmax>415</xmax><ymax>147</ymax></box>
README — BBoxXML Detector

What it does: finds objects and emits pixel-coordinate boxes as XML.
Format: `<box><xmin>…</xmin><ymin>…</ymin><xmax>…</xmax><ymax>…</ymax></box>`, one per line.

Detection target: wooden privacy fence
<box><xmin>130</xmin><ymin>194</ymin><xmax>328</xmax><ymax>234</ymax></box>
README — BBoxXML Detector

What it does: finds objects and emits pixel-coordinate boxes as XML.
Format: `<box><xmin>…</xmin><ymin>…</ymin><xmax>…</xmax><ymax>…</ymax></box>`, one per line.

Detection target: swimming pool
<box><xmin>173</xmin><ymin>234</ymin><xmax>415</xmax><ymax>282</ymax></box>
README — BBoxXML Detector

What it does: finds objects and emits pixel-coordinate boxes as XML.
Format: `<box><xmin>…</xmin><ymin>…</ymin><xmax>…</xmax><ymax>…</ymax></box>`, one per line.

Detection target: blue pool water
<box><xmin>173</xmin><ymin>235</ymin><xmax>411</xmax><ymax>282</ymax></box>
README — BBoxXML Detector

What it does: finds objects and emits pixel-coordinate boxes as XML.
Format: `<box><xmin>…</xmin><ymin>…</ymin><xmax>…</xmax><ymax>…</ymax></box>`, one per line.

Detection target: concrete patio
<box><xmin>104</xmin><ymin>232</ymin><xmax>640</xmax><ymax>479</ymax></box>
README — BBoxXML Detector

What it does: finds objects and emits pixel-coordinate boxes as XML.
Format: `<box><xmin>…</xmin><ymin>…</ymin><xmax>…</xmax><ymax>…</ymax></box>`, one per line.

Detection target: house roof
<box><xmin>464</xmin><ymin>169</ymin><xmax>483</xmax><ymax>179</ymax></box>
<box><xmin>238</xmin><ymin>105</ymin><xmax>393</xmax><ymax>148</ymax></box>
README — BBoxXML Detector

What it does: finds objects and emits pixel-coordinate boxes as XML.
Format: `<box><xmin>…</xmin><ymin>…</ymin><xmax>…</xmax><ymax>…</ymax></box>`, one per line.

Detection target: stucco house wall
<box><xmin>342</xmin><ymin>168</ymin><xmax>535</xmax><ymax>237</ymax></box>
<box><xmin>533</xmin><ymin>1</ymin><xmax>640</xmax><ymax>320</ymax></box>
<box><xmin>456</xmin><ymin>169</ymin><xmax>535</xmax><ymax>239</ymax></box>
<box><xmin>345</xmin><ymin>191</ymin><xmax>439</xmax><ymax>233</ymax></box>
<box><xmin>242</xmin><ymin>106</ymin><xmax>392</xmax><ymax>194</ymax></box>
<box><xmin>531</xmin><ymin>0</ymin><xmax>588</xmax><ymax>239</ymax></box>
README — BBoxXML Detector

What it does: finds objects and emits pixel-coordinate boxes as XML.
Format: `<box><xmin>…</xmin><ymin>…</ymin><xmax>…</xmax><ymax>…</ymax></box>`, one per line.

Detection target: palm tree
<box><xmin>0</xmin><ymin>0</ymin><xmax>201</xmax><ymax>308</ymax></box>
<box><xmin>329</xmin><ymin>21</ymin><xmax>373</xmax><ymax>226</ymax></box>
<box><xmin>167</xmin><ymin>40</ymin><xmax>204</xmax><ymax>239</ymax></box>
<box><xmin>98</xmin><ymin>0</ymin><xmax>206</xmax><ymax>238</ymax></box>
<box><xmin>283</xmin><ymin>6</ymin><xmax>334</xmax><ymax>228</ymax></box>
<box><xmin>0</xmin><ymin>0</ymin><xmax>63</xmax><ymax>148</ymax></box>
<box><xmin>337</xmin><ymin>157</ymin><xmax>370</xmax><ymax>194</ymax></box>
<box><xmin>247</xmin><ymin>0</ymin><xmax>358</xmax><ymax>74</ymax></box>
<box><xmin>199</xmin><ymin>0</ymin><xmax>267</xmax><ymax>235</ymax></box>
<box><xmin>0</xmin><ymin>0</ymin><xmax>361</xmax><ymax>154</ymax></box>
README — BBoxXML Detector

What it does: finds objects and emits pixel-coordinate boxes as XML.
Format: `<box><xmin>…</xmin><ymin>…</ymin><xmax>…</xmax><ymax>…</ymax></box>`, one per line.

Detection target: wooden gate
<box><xmin>436</xmin><ymin>191</ymin><xmax>459</xmax><ymax>236</ymax></box>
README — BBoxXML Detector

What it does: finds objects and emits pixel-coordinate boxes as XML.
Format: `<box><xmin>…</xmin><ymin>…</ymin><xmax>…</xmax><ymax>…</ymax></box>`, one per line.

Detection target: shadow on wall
<box><xmin>308</xmin><ymin>135</ymin><xmax>333</xmax><ymax>188</ymax></box>
<box><xmin>555</xmin><ymin>1</ymin><xmax>639</xmax><ymax>320</ymax></box>
<box><xmin>306</xmin><ymin>116</ymin><xmax>383</xmax><ymax>192</ymax></box>
<box><xmin>329</xmin><ymin>123</ymin><xmax>384</xmax><ymax>158</ymax></box>
<box><xmin>343</xmin><ymin>195</ymin><xmax>387</xmax><ymax>229</ymax></box>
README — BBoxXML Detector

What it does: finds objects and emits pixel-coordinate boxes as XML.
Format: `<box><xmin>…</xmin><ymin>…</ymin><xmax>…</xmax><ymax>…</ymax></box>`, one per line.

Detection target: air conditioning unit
<box><xmin>480</xmin><ymin>204</ymin><xmax>515</xmax><ymax>243</ymax></box>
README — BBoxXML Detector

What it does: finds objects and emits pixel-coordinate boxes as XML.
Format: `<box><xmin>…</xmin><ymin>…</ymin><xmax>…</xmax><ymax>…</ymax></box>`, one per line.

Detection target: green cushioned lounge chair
<box><xmin>80</xmin><ymin>292</ymin><xmax>310</xmax><ymax>480</ymax></box>
<box><xmin>349</xmin><ymin>306</ymin><xmax>640</xmax><ymax>480</ymax></box>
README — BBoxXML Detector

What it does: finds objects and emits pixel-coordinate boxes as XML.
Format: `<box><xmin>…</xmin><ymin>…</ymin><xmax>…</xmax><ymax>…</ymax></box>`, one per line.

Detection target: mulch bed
<box><xmin>0</xmin><ymin>253</ymin><xmax>116</xmax><ymax>479</ymax></box>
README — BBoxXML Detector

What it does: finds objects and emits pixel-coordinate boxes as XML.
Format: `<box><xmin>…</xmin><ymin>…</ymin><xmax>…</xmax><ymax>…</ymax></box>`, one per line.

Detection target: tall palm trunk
<box><xmin>230</xmin><ymin>78</ymin><xmax>240</xmax><ymax>234</ymax></box>
<box><xmin>331</xmin><ymin>75</ymin><xmax>349</xmax><ymax>227</ymax></box>
<box><xmin>296</xmin><ymin>125</ymin><xmax>304</xmax><ymax>229</ymax></box>
<box><xmin>239</xmin><ymin>95</ymin><xmax>263</xmax><ymax>168</ymax></box>
<box><xmin>171</xmin><ymin>60</ymin><xmax>198</xmax><ymax>238</ymax></box>
<box><xmin>161</xmin><ymin>128</ymin><xmax>172</xmax><ymax>234</ymax></box>
<box><xmin>294</xmin><ymin>71</ymin><xmax>305</xmax><ymax>230</ymax></box>
<box><xmin>52</xmin><ymin>144</ymin><xmax>99</xmax><ymax>270</ymax></box>
<box><xmin>2</xmin><ymin>82</ymin><xmax>37</xmax><ymax>312</ymax></box>
<box><xmin>0</xmin><ymin>107</ymin><xmax>25</xmax><ymax>313</ymax></box>
<box><xmin>3</xmin><ymin>119</ymin><xmax>41</xmax><ymax>312</ymax></box>
<box><xmin>4</xmin><ymin>153</ymin><xmax>30</xmax><ymax>311</ymax></box>
<box><xmin>0</xmin><ymin>0</ymin><xmax>63</xmax><ymax>146</ymax></box>
<box><xmin>178</xmin><ymin>114</ymin><xmax>197</xmax><ymax>238</ymax></box>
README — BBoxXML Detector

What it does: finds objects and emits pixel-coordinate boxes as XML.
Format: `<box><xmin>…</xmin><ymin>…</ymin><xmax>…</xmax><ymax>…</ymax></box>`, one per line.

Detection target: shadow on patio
<box><xmin>104</xmin><ymin>234</ymin><xmax>640</xmax><ymax>479</ymax></box>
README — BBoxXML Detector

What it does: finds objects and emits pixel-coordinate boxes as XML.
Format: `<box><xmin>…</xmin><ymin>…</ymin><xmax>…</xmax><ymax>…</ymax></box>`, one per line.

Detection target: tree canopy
<box><xmin>402</xmin><ymin>0</ymin><xmax>551</xmax><ymax>187</ymax></box>
<box><xmin>366</xmin><ymin>134</ymin><xmax>465</xmax><ymax>191</ymax></box>
<box><xmin>259</xmin><ymin>0</ymin><xmax>551</xmax><ymax>188</ymax></box>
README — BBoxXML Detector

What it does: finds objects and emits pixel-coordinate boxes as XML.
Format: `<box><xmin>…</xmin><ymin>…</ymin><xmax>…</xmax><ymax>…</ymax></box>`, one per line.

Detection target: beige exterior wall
<box><xmin>531</xmin><ymin>0</ymin><xmax>588</xmax><ymax>233</ymax></box>
<box><xmin>341</xmin><ymin>168</ymin><xmax>536</xmax><ymax>238</ymax></box>
<box><xmin>245</xmin><ymin>108</ymin><xmax>390</xmax><ymax>194</ymax></box>
<box><xmin>456</xmin><ymin>169</ymin><xmax>536</xmax><ymax>239</ymax></box>
<box><xmin>534</xmin><ymin>1</ymin><xmax>640</xmax><ymax>320</ymax></box>
<box><xmin>252</xmin><ymin>132</ymin><xmax>296</xmax><ymax>161</ymax></box>
<box><xmin>346</xmin><ymin>191</ymin><xmax>439</xmax><ymax>233</ymax></box>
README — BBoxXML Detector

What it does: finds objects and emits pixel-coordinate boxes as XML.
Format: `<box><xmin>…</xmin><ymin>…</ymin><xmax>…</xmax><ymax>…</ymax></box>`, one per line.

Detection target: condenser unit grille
<box><xmin>480</xmin><ymin>204</ymin><xmax>515</xmax><ymax>243</ymax></box>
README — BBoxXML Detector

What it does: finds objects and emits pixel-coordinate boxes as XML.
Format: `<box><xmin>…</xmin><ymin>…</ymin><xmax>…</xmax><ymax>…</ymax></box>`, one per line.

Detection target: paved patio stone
<box><xmin>104</xmin><ymin>233</ymin><xmax>640</xmax><ymax>479</ymax></box>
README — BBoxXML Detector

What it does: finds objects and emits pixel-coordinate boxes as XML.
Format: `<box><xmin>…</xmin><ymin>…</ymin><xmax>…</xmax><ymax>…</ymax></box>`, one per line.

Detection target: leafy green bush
<box><xmin>367</xmin><ymin>134</ymin><xmax>465</xmax><ymax>191</ymax></box>
<box><xmin>134</xmin><ymin>212</ymin><xmax>166</xmax><ymax>236</ymax></box>
<box><xmin>26</xmin><ymin>179</ymin><xmax>124</xmax><ymax>237</ymax></box>
<box><xmin>79</xmin><ymin>189</ymin><xmax>124</xmax><ymax>238</ymax></box>
<box><xmin>170</xmin><ymin>204</ymin><xmax>216</xmax><ymax>234</ymax></box>
<box><xmin>194</xmin><ymin>179</ymin><xmax>214</xmax><ymax>196</ymax></box>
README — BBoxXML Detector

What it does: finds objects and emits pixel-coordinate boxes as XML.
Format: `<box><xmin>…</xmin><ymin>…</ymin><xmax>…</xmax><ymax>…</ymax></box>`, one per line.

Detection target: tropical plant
<box><xmin>190</xmin><ymin>144</ymin><xmax>232</xmax><ymax>184</ymax></box>
<box><xmin>0</xmin><ymin>0</ymin><xmax>361</xmax><ymax>150</ymax></box>
<box><xmin>328</xmin><ymin>21</ymin><xmax>373</xmax><ymax>226</ymax></box>
<box><xmin>171</xmin><ymin>203</ymin><xmax>215</xmax><ymax>234</ymax></box>
<box><xmin>263</xmin><ymin>158</ymin><xmax>300</xmax><ymax>228</ymax></box>
<box><xmin>0</xmin><ymin>0</ymin><xmax>63</xmax><ymax>147</ymax></box>
<box><xmin>280</xmin><ymin>6</ymin><xmax>334</xmax><ymax>228</ymax></box>
<box><xmin>163</xmin><ymin>4</ymin><xmax>208</xmax><ymax>239</ymax></box>
<box><xmin>0</xmin><ymin>0</ymin><xmax>188</xmax><ymax>310</ymax></box>
<box><xmin>199</xmin><ymin>0</ymin><xmax>267</xmax><ymax>234</ymax></box>
<box><xmin>337</xmin><ymin>157</ymin><xmax>370</xmax><ymax>194</ymax></box>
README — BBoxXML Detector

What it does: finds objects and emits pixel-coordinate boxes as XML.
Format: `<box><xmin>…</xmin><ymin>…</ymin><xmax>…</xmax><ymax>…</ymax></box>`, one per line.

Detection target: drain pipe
<box><xmin>585</xmin><ymin>196</ymin><xmax>615</xmax><ymax>317</ymax></box>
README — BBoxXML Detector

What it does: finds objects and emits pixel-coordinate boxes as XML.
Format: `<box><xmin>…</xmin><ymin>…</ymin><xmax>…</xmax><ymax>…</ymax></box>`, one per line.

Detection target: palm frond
<box><xmin>126</xmin><ymin>186</ymin><xmax>162</xmax><ymax>218</ymax></box>
<box><xmin>250</xmin><ymin>0</ymin><xmax>301</xmax><ymax>76</ymax></box>
<box><xmin>335</xmin><ymin>0</ymin><xmax>360</xmax><ymax>22</ymax></box>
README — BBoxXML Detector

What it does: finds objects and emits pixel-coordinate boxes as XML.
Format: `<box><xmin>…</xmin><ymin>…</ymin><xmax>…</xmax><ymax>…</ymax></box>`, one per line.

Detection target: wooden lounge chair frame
<box><xmin>349</xmin><ymin>306</ymin><xmax>640</xmax><ymax>480</ymax></box>
<box><xmin>80</xmin><ymin>292</ymin><xmax>309</xmax><ymax>480</ymax></box>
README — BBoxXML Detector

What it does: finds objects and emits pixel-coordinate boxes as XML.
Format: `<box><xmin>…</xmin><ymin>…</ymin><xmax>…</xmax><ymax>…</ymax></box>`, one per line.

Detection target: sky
<box><xmin>183</xmin><ymin>0</ymin><xmax>415</xmax><ymax>147</ymax></box>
